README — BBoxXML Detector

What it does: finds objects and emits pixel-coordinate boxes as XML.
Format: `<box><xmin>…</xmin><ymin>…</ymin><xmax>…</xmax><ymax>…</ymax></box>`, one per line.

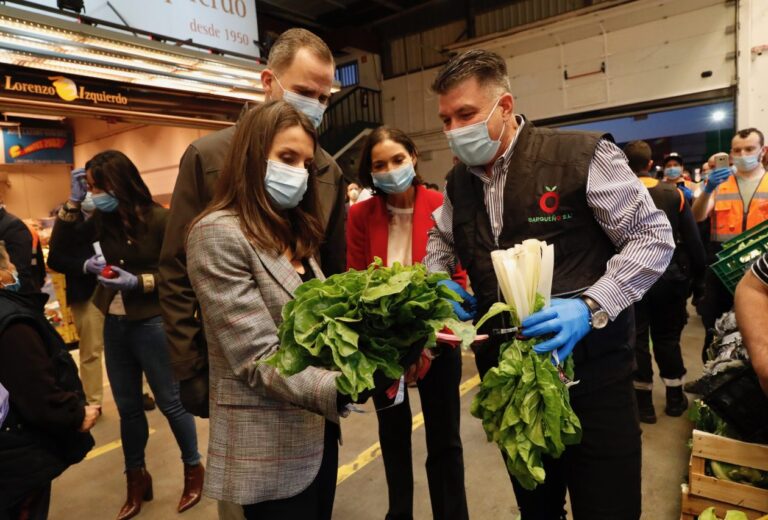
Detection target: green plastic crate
<box><xmin>717</xmin><ymin>219</ymin><xmax>768</xmax><ymax>259</ymax></box>
<box><xmin>711</xmin><ymin>228</ymin><xmax>768</xmax><ymax>294</ymax></box>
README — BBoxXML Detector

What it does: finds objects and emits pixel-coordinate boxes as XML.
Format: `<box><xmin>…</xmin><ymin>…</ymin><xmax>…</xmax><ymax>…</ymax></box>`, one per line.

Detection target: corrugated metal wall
<box><xmin>384</xmin><ymin>0</ymin><xmax>618</xmax><ymax>77</ymax></box>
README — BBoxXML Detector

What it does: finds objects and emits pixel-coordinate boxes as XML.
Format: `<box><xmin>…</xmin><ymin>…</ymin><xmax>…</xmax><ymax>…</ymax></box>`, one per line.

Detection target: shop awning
<box><xmin>0</xmin><ymin>4</ymin><xmax>267</xmax><ymax>128</ymax></box>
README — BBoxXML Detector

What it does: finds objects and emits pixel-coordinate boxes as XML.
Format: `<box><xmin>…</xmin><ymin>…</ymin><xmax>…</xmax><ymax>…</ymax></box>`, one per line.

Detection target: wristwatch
<box><xmin>580</xmin><ymin>295</ymin><xmax>609</xmax><ymax>330</ymax></box>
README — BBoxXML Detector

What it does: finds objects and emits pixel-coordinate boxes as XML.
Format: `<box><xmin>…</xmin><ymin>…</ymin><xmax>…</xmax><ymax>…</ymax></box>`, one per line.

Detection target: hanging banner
<box><xmin>1</xmin><ymin>126</ymin><xmax>73</xmax><ymax>164</ymax></box>
<box><xmin>10</xmin><ymin>0</ymin><xmax>260</xmax><ymax>58</ymax></box>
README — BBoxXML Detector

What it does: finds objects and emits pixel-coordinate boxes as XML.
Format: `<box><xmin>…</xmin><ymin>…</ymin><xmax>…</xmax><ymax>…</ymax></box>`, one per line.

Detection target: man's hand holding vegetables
<box><xmin>522</xmin><ymin>298</ymin><xmax>592</xmax><ymax>361</ymax></box>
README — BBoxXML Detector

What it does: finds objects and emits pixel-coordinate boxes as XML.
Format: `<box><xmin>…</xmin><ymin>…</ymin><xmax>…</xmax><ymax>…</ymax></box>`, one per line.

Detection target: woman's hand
<box><xmin>97</xmin><ymin>266</ymin><xmax>138</xmax><ymax>291</ymax></box>
<box><xmin>79</xmin><ymin>405</ymin><xmax>101</xmax><ymax>432</ymax></box>
<box><xmin>69</xmin><ymin>168</ymin><xmax>87</xmax><ymax>203</ymax></box>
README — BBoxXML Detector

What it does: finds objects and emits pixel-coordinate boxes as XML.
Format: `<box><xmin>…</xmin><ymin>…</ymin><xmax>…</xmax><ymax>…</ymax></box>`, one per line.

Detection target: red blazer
<box><xmin>346</xmin><ymin>185</ymin><xmax>468</xmax><ymax>288</ymax></box>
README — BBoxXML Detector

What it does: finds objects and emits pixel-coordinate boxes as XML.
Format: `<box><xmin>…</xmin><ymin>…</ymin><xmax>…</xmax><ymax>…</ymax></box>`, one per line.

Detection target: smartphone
<box><xmin>713</xmin><ymin>152</ymin><xmax>730</xmax><ymax>170</ymax></box>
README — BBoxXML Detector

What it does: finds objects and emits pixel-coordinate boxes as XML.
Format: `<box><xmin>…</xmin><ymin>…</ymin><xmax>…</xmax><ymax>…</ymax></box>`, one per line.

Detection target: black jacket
<box><xmin>55</xmin><ymin>206</ymin><xmax>167</xmax><ymax>321</ymax></box>
<box><xmin>47</xmin><ymin>215</ymin><xmax>98</xmax><ymax>305</ymax></box>
<box><xmin>0</xmin><ymin>291</ymin><xmax>94</xmax><ymax>508</ymax></box>
<box><xmin>0</xmin><ymin>208</ymin><xmax>35</xmax><ymax>293</ymax></box>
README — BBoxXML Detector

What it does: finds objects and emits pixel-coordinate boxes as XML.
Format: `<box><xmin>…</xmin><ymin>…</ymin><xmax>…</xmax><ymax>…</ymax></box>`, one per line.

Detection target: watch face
<box><xmin>593</xmin><ymin>310</ymin><xmax>610</xmax><ymax>329</ymax></box>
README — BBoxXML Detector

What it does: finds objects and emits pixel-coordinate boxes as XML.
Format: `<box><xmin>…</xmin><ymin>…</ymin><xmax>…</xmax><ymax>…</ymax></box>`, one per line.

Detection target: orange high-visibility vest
<box><xmin>711</xmin><ymin>172</ymin><xmax>768</xmax><ymax>242</ymax></box>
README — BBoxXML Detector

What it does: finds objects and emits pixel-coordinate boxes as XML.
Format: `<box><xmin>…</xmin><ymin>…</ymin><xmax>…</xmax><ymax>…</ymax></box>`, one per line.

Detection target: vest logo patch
<box><xmin>539</xmin><ymin>186</ymin><xmax>560</xmax><ymax>214</ymax></box>
<box><xmin>529</xmin><ymin>186</ymin><xmax>573</xmax><ymax>223</ymax></box>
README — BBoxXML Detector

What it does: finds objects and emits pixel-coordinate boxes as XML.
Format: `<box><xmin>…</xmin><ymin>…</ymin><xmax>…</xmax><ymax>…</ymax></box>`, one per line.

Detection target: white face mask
<box><xmin>274</xmin><ymin>76</ymin><xmax>327</xmax><ymax>128</ymax></box>
<box><xmin>733</xmin><ymin>154</ymin><xmax>762</xmax><ymax>173</ymax></box>
<box><xmin>81</xmin><ymin>191</ymin><xmax>96</xmax><ymax>212</ymax></box>
<box><xmin>444</xmin><ymin>97</ymin><xmax>506</xmax><ymax>167</ymax></box>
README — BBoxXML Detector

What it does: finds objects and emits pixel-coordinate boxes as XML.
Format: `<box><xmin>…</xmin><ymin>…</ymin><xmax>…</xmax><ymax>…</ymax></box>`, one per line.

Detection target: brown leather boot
<box><xmin>177</xmin><ymin>463</ymin><xmax>204</xmax><ymax>513</ymax></box>
<box><xmin>116</xmin><ymin>467</ymin><xmax>153</xmax><ymax>520</ymax></box>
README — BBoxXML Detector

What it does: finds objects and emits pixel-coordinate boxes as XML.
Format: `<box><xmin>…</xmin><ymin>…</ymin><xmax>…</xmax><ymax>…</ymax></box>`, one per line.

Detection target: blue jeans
<box><xmin>104</xmin><ymin>315</ymin><xmax>200</xmax><ymax>470</ymax></box>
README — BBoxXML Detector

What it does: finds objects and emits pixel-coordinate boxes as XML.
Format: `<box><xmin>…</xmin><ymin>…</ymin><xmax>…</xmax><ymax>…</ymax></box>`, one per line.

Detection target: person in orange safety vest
<box><xmin>689</xmin><ymin>127</ymin><xmax>768</xmax><ymax>373</ymax></box>
<box><xmin>693</xmin><ymin>128</ymin><xmax>768</xmax><ymax>241</ymax></box>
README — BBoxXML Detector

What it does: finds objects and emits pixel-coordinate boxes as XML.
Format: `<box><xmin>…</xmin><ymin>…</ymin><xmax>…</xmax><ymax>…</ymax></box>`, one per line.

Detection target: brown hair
<box><xmin>193</xmin><ymin>101</ymin><xmax>323</xmax><ymax>260</ymax></box>
<box><xmin>267</xmin><ymin>28</ymin><xmax>334</xmax><ymax>74</ymax></box>
<box><xmin>431</xmin><ymin>49</ymin><xmax>511</xmax><ymax>95</ymax></box>
<box><xmin>86</xmin><ymin>150</ymin><xmax>157</xmax><ymax>241</ymax></box>
<box><xmin>357</xmin><ymin>126</ymin><xmax>422</xmax><ymax>194</ymax></box>
<box><xmin>735</xmin><ymin>127</ymin><xmax>765</xmax><ymax>147</ymax></box>
<box><xmin>623</xmin><ymin>140</ymin><xmax>653</xmax><ymax>174</ymax></box>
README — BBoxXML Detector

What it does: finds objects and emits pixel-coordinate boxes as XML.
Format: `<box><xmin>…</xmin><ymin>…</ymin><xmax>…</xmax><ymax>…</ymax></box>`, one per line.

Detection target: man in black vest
<box><xmin>425</xmin><ymin>50</ymin><xmax>674</xmax><ymax>519</ymax></box>
<box><xmin>624</xmin><ymin>141</ymin><xmax>706</xmax><ymax>424</ymax></box>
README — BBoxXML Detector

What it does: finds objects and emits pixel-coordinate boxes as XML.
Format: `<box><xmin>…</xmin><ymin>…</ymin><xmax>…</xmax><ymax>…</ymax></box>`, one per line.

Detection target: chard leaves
<box><xmin>267</xmin><ymin>258</ymin><xmax>476</xmax><ymax>400</ymax></box>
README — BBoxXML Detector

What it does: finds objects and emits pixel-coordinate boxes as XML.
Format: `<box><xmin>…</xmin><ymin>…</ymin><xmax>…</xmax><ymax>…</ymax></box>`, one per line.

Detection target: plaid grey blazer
<box><xmin>186</xmin><ymin>210</ymin><xmax>340</xmax><ymax>505</ymax></box>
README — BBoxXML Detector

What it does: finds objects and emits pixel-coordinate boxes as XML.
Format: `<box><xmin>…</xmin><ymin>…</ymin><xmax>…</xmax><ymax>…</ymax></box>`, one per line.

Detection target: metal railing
<box><xmin>319</xmin><ymin>86</ymin><xmax>382</xmax><ymax>154</ymax></box>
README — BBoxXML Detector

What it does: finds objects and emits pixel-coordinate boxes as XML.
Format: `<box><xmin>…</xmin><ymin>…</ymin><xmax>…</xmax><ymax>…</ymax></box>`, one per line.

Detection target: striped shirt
<box><xmin>425</xmin><ymin>123</ymin><xmax>675</xmax><ymax>320</ymax></box>
<box><xmin>753</xmin><ymin>252</ymin><xmax>768</xmax><ymax>286</ymax></box>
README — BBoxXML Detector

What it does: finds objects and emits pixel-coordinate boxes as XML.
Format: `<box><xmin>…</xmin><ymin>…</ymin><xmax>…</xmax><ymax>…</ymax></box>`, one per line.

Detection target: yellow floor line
<box><xmin>85</xmin><ymin>428</ymin><xmax>157</xmax><ymax>461</ymax></box>
<box><xmin>337</xmin><ymin>374</ymin><xmax>481</xmax><ymax>485</ymax></box>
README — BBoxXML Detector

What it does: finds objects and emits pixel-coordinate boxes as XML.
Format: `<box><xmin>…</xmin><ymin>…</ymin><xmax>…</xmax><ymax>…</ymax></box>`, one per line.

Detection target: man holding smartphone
<box><xmin>692</xmin><ymin>127</ymin><xmax>768</xmax><ymax>364</ymax></box>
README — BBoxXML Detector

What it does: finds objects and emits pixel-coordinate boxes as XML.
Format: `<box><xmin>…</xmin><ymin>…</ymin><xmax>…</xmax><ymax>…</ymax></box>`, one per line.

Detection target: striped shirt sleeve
<box><xmin>752</xmin><ymin>253</ymin><xmax>768</xmax><ymax>286</ymax></box>
<box><xmin>583</xmin><ymin>140</ymin><xmax>676</xmax><ymax>319</ymax></box>
<box><xmin>424</xmin><ymin>186</ymin><xmax>458</xmax><ymax>275</ymax></box>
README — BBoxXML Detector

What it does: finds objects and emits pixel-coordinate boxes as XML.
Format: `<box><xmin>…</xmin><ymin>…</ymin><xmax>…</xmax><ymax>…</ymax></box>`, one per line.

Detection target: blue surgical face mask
<box><xmin>265</xmin><ymin>160</ymin><xmax>309</xmax><ymax>209</ymax></box>
<box><xmin>81</xmin><ymin>192</ymin><xmax>96</xmax><ymax>213</ymax></box>
<box><xmin>2</xmin><ymin>270</ymin><xmax>20</xmax><ymax>292</ymax></box>
<box><xmin>275</xmin><ymin>76</ymin><xmax>327</xmax><ymax>128</ymax></box>
<box><xmin>733</xmin><ymin>154</ymin><xmax>761</xmax><ymax>173</ymax></box>
<box><xmin>445</xmin><ymin>97</ymin><xmax>506</xmax><ymax>166</ymax></box>
<box><xmin>665</xmin><ymin>166</ymin><xmax>683</xmax><ymax>179</ymax></box>
<box><xmin>92</xmin><ymin>192</ymin><xmax>119</xmax><ymax>213</ymax></box>
<box><xmin>372</xmin><ymin>163</ymin><xmax>416</xmax><ymax>194</ymax></box>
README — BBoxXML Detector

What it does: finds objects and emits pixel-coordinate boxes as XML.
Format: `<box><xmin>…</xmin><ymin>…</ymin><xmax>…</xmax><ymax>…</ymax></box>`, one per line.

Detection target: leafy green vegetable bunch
<box><xmin>267</xmin><ymin>259</ymin><xmax>475</xmax><ymax>400</ymax></box>
<box><xmin>470</xmin><ymin>301</ymin><xmax>582</xmax><ymax>490</ymax></box>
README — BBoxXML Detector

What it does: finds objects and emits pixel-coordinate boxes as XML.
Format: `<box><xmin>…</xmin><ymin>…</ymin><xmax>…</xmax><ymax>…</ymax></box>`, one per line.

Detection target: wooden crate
<box><xmin>680</xmin><ymin>430</ymin><xmax>768</xmax><ymax>519</ymax></box>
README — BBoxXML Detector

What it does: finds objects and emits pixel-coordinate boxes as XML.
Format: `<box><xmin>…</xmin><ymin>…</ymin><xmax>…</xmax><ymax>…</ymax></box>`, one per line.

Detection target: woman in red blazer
<box><xmin>346</xmin><ymin>126</ymin><xmax>469</xmax><ymax>520</ymax></box>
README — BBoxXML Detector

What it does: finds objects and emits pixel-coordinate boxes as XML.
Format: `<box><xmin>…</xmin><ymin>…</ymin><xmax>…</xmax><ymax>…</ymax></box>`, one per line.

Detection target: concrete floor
<box><xmin>50</xmin><ymin>305</ymin><xmax>704</xmax><ymax>519</ymax></box>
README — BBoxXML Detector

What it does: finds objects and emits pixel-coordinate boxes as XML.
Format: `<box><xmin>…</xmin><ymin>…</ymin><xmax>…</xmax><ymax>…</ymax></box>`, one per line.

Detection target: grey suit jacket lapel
<box><xmin>256</xmin><ymin>249</ymin><xmax>302</xmax><ymax>297</ymax></box>
<box><xmin>308</xmin><ymin>257</ymin><xmax>325</xmax><ymax>282</ymax></box>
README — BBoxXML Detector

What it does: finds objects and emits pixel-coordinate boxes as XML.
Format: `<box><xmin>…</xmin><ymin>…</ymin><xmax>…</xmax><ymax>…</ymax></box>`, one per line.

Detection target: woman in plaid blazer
<box><xmin>187</xmin><ymin>101</ymin><xmax>355</xmax><ymax>520</ymax></box>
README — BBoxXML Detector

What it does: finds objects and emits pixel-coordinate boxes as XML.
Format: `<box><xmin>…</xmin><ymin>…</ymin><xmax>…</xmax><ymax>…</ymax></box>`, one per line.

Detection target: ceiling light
<box><xmin>712</xmin><ymin>110</ymin><xmax>726</xmax><ymax>122</ymax></box>
<box><xmin>0</xmin><ymin>10</ymin><xmax>268</xmax><ymax>101</ymax></box>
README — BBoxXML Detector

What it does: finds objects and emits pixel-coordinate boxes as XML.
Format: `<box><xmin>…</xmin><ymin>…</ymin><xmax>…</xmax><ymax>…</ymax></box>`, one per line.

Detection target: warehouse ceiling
<box><xmin>256</xmin><ymin>0</ymin><xmax>533</xmax><ymax>54</ymax></box>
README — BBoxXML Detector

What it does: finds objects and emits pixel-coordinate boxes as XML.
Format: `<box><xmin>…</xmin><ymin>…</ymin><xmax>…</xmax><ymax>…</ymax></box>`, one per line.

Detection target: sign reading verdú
<box><xmin>11</xmin><ymin>0</ymin><xmax>260</xmax><ymax>58</ymax></box>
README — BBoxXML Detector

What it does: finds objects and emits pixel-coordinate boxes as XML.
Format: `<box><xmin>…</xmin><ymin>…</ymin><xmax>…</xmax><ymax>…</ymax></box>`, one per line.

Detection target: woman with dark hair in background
<box><xmin>346</xmin><ymin>126</ymin><xmax>470</xmax><ymax>520</ymax></box>
<box><xmin>55</xmin><ymin>150</ymin><xmax>202</xmax><ymax>520</ymax></box>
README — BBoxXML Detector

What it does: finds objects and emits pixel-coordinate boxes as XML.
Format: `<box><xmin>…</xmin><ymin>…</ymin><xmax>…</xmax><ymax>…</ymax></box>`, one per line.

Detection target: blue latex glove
<box><xmin>84</xmin><ymin>254</ymin><xmax>106</xmax><ymax>275</ymax></box>
<box><xmin>69</xmin><ymin>168</ymin><xmax>87</xmax><ymax>202</ymax></box>
<box><xmin>521</xmin><ymin>298</ymin><xmax>591</xmax><ymax>361</ymax></box>
<box><xmin>678</xmin><ymin>185</ymin><xmax>693</xmax><ymax>204</ymax></box>
<box><xmin>704</xmin><ymin>167</ymin><xmax>731</xmax><ymax>194</ymax></box>
<box><xmin>438</xmin><ymin>279</ymin><xmax>477</xmax><ymax>321</ymax></box>
<box><xmin>97</xmin><ymin>266</ymin><xmax>138</xmax><ymax>291</ymax></box>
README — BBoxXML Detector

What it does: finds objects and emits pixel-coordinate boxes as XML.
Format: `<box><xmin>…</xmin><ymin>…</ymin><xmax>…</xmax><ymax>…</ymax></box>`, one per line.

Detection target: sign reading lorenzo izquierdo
<box><xmin>3</xmin><ymin>74</ymin><xmax>129</xmax><ymax>106</ymax></box>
